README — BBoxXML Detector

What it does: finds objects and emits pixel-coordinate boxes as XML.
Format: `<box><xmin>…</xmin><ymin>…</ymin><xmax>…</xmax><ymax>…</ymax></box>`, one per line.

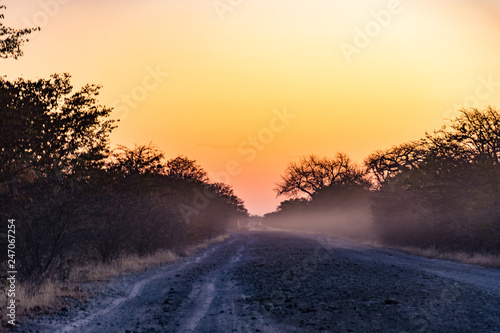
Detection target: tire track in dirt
<box><xmin>56</xmin><ymin>265</ymin><xmax>184</xmax><ymax>333</ymax></box>
<box><xmin>16</xmin><ymin>232</ymin><xmax>500</xmax><ymax>332</ymax></box>
<box><xmin>179</xmin><ymin>279</ymin><xmax>216</xmax><ymax>332</ymax></box>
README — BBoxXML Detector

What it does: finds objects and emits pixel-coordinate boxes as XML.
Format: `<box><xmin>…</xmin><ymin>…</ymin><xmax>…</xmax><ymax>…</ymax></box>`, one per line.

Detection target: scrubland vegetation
<box><xmin>0</xmin><ymin>74</ymin><xmax>247</xmax><ymax>322</ymax></box>
<box><xmin>267</xmin><ymin>106</ymin><xmax>500</xmax><ymax>257</ymax></box>
<box><xmin>2</xmin><ymin>76</ymin><xmax>499</xmax><ymax>324</ymax></box>
<box><xmin>1</xmin><ymin>6</ymin><xmax>500</xmax><ymax>327</ymax></box>
<box><xmin>0</xmin><ymin>11</ymin><xmax>248</xmax><ymax>324</ymax></box>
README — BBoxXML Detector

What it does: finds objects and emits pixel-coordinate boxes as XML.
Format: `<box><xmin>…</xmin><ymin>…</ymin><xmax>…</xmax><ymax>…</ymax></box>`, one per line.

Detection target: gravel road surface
<box><xmin>16</xmin><ymin>231</ymin><xmax>500</xmax><ymax>332</ymax></box>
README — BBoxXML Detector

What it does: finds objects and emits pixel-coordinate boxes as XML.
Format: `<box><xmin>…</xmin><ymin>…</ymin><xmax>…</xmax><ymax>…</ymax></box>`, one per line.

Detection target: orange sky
<box><xmin>3</xmin><ymin>0</ymin><xmax>500</xmax><ymax>215</ymax></box>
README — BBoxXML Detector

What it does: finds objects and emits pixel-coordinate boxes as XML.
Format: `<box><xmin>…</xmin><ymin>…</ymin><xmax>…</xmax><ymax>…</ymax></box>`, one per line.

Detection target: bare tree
<box><xmin>438</xmin><ymin>106</ymin><xmax>500</xmax><ymax>164</ymax></box>
<box><xmin>364</xmin><ymin>142</ymin><xmax>426</xmax><ymax>186</ymax></box>
<box><xmin>0</xmin><ymin>4</ymin><xmax>39</xmax><ymax>59</ymax></box>
<box><xmin>369</xmin><ymin>106</ymin><xmax>500</xmax><ymax>252</ymax></box>
<box><xmin>275</xmin><ymin>153</ymin><xmax>365</xmax><ymax>199</ymax></box>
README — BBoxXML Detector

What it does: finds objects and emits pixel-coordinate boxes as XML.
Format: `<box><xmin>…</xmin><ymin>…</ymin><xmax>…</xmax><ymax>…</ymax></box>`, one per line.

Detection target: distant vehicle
<box><xmin>237</xmin><ymin>219</ymin><xmax>262</xmax><ymax>231</ymax></box>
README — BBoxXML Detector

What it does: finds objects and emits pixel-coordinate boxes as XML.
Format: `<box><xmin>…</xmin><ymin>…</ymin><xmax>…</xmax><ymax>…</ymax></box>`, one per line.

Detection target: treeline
<box><xmin>266</xmin><ymin>107</ymin><xmax>500</xmax><ymax>254</ymax></box>
<box><xmin>265</xmin><ymin>154</ymin><xmax>373</xmax><ymax>239</ymax></box>
<box><xmin>0</xmin><ymin>74</ymin><xmax>248</xmax><ymax>292</ymax></box>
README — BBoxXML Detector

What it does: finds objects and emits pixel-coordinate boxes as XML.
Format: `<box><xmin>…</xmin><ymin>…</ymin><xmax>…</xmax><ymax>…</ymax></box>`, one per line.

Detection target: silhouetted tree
<box><xmin>276</xmin><ymin>198</ymin><xmax>309</xmax><ymax>212</ymax></box>
<box><xmin>369</xmin><ymin>107</ymin><xmax>500</xmax><ymax>252</ymax></box>
<box><xmin>208</xmin><ymin>182</ymin><xmax>248</xmax><ymax>214</ymax></box>
<box><xmin>0</xmin><ymin>16</ymin><xmax>250</xmax><ymax>302</ymax></box>
<box><xmin>268</xmin><ymin>153</ymin><xmax>372</xmax><ymax>237</ymax></box>
<box><xmin>165</xmin><ymin>155</ymin><xmax>209</xmax><ymax>183</ymax></box>
<box><xmin>433</xmin><ymin>106</ymin><xmax>500</xmax><ymax>164</ymax></box>
<box><xmin>0</xmin><ymin>73</ymin><xmax>116</xmax><ymax>188</ymax></box>
<box><xmin>364</xmin><ymin>141</ymin><xmax>426</xmax><ymax>187</ymax></box>
<box><xmin>0</xmin><ymin>4</ymin><xmax>39</xmax><ymax>59</ymax></box>
<box><xmin>0</xmin><ymin>73</ymin><xmax>117</xmax><ymax>287</ymax></box>
<box><xmin>109</xmin><ymin>143</ymin><xmax>165</xmax><ymax>176</ymax></box>
<box><xmin>275</xmin><ymin>153</ymin><xmax>366</xmax><ymax>198</ymax></box>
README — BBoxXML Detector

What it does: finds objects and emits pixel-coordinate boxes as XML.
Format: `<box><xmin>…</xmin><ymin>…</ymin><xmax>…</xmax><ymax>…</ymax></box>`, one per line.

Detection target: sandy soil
<box><xmin>14</xmin><ymin>231</ymin><xmax>500</xmax><ymax>332</ymax></box>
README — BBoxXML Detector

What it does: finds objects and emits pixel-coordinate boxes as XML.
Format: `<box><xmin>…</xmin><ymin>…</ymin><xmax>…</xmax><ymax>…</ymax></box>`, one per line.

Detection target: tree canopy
<box><xmin>165</xmin><ymin>155</ymin><xmax>209</xmax><ymax>183</ymax></box>
<box><xmin>109</xmin><ymin>143</ymin><xmax>165</xmax><ymax>176</ymax></box>
<box><xmin>268</xmin><ymin>107</ymin><xmax>500</xmax><ymax>253</ymax></box>
<box><xmin>0</xmin><ymin>4</ymin><xmax>39</xmax><ymax>59</ymax></box>
<box><xmin>0</xmin><ymin>73</ymin><xmax>116</xmax><ymax>186</ymax></box>
<box><xmin>275</xmin><ymin>153</ymin><xmax>366</xmax><ymax>198</ymax></box>
<box><xmin>365</xmin><ymin>107</ymin><xmax>500</xmax><ymax>251</ymax></box>
<box><xmin>0</xmin><ymin>72</ymin><xmax>248</xmax><ymax>289</ymax></box>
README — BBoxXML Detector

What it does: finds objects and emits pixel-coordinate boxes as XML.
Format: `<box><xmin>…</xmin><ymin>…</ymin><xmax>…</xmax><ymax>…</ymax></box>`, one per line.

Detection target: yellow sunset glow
<box><xmin>3</xmin><ymin>0</ymin><xmax>500</xmax><ymax>215</ymax></box>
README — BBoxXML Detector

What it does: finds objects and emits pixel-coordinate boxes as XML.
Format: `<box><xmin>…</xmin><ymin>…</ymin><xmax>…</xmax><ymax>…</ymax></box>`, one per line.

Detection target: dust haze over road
<box><xmin>17</xmin><ymin>232</ymin><xmax>500</xmax><ymax>332</ymax></box>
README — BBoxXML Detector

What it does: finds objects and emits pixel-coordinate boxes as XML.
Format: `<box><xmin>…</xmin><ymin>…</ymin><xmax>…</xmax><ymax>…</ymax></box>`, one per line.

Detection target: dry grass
<box><xmin>179</xmin><ymin>233</ymin><xmax>230</xmax><ymax>257</ymax></box>
<box><xmin>2</xmin><ymin>234</ymin><xmax>230</xmax><ymax>329</ymax></box>
<box><xmin>70</xmin><ymin>249</ymin><xmax>178</xmax><ymax>283</ymax></box>
<box><xmin>1</xmin><ymin>280</ymin><xmax>86</xmax><ymax>331</ymax></box>
<box><xmin>13</xmin><ymin>280</ymin><xmax>86</xmax><ymax>317</ymax></box>
<box><xmin>71</xmin><ymin>233</ymin><xmax>228</xmax><ymax>284</ymax></box>
<box><xmin>342</xmin><ymin>238</ymin><xmax>500</xmax><ymax>269</ymax></box>
<box><xmin>394</xmin><ymin>246</ymin><xmax>500</xmax><ymax>269</ymax></box>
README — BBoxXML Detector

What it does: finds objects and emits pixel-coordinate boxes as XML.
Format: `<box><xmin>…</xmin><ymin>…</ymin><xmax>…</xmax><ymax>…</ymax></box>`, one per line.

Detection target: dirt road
<box><xmin>17</xmin><ymin>232</ymin><xmax>500</xmax><ymax>332</ymax></box>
